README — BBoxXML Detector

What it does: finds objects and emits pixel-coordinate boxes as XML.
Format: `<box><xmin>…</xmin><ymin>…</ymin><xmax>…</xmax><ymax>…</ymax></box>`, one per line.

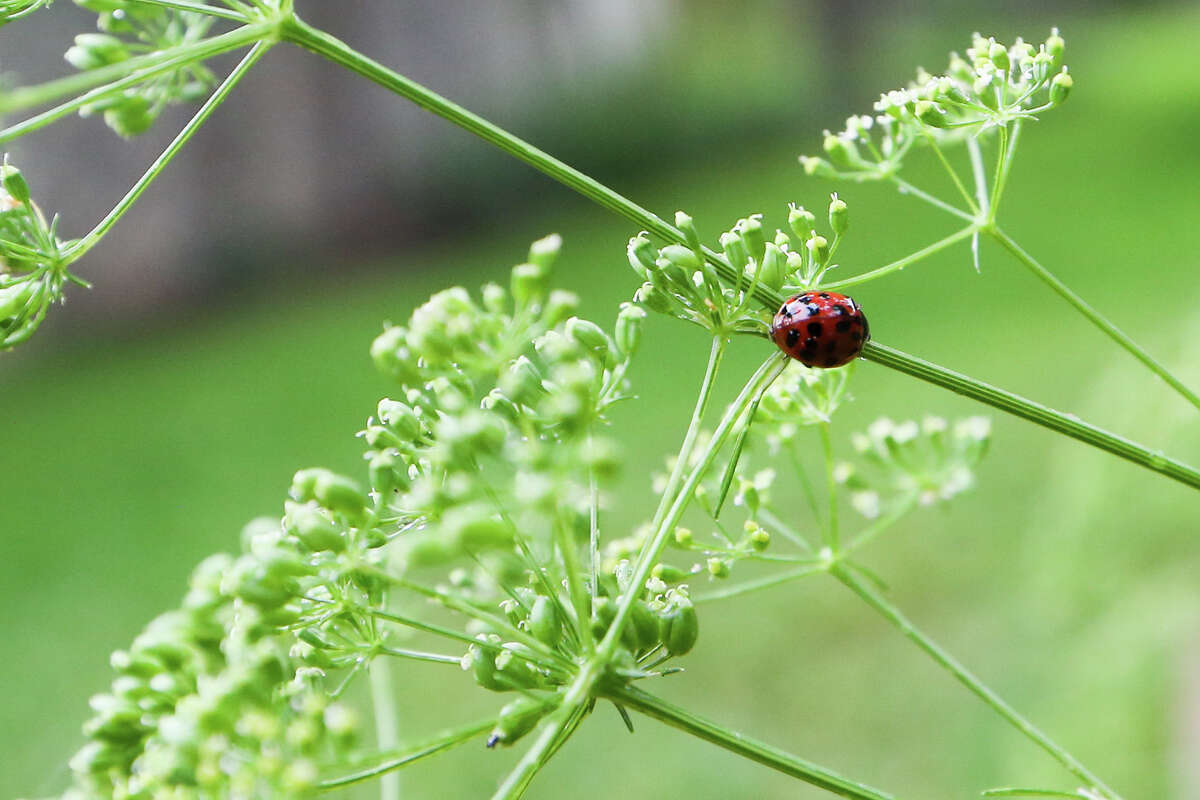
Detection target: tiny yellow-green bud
<box><xmin>706</xmin><ymin>557</ymin><xmax>730</xmax><ymax>579</ymax></box>
<box><xmin>615</xmin><ymin>302</ymin><xmax>647</xmax><ymax>358</ymax></box>
<box><xmin>652</xmin><ymin>563</ymin><xmax>690</xmax><ymax>583</ymax></box>
<box><xmin>528</xmin><ymin>595</ymin><xmax>561</xmax><ymax>645</ymax></box>
<box><xmin>828</xmin><ymin>193</ymin><xmax>848</xmax><ymax>236</ymax></box>
<box><xmin>659</xmin><ymin>595</ymin><xmax>699</xmax><ymax>656</ymax></box>
<box><xmin>988</xmin><ymin>41</ymin><xmax>1010</xmax><ymax>72</ymax></box>
<box><xmin>758</xmin><ymin>243</ymin><xmax>785</xmax><ymax>292</ymax></box>
<box><xmin>1046</xmin><ymin>28</ymin><xmax>1065</xmax><ymax>70</ymax></box>
<box><xmin>1050</xmin><ymin>68</ymin><xmax>1072</xmax><ymax>105</ymax></box>
<box><xmin>806</xmin><ymin>234</ymin><xmax>829</xmax><ymax>265</ymax></box>
<box><xmin>313</xmin><ymin>472</ymin><xmax>367</xmax><ymax>518</ymax></box>
<box><xmin>510</xmin><ymin>263</ymin><xmax>547</xmax><ymax>306</ymax></box>
<box><xmin>0</xmin><ymin>163</ymin><xmax>30</xmax><ymax>205</ymax></box>
<box><xmin>788</xmin><ymin>204</ymin><xmax>816</xmax><ymax>241</ymax></box>
<box><xmin>672</xmin><ymin>527</ymin><xmax>694</xmax><ymax>548</ymax></box>
<box><xmin>627</xmin><ymin>234</ymin><xmax>656</xmax><ymax>278</ymax></box>
<box><xmin>749</xmin><ymin>528</ymin><xmax>770</xmax><ymax>551</ymax></box>
<box><xmin>719</xmin><ymin>230</ymin><xmax>749</xmax><ymax>271</ymax></box>
<box><xmin>737</xmin><ymin>216</ymin><xmax>766</xmax><ymax>262</ymax></box>
<box><xmin>675</xmin><ymin>210</ymin><xmax>702</xmax><ymax>253</ymax></box>
<box><xmin>527</xmin><ymin>233</ymin><xmax>562</xmax><ymax>272</ymax></box>
<box><xmin>915</xmin><ymin>100</ymin><xmax>950</xmax><ymax>128</ymax></box>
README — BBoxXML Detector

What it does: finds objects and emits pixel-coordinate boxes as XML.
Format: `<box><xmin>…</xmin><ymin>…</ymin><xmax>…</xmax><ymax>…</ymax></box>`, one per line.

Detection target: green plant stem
<box><xmin>318</xmin><ymin>716</ymin><xmax>496</xmax><ymax>790</ymax></box>
<box><xmin>0</xmin><ymin>39</ymin><xmax>248</xmax><ymax>146</ymax></box>
<box><xmin>367</xmin><ymin>656</ymin><xmax>401</xmax><ymax>800</ymax></box>
<box><xmin>694</xmin><ymin>563</ymin><xmax>824</xmax><ymax>604</ymax></box>
<box><xmin>281</xmin><ymin>17</ymin><xmax>1200</xmax><ymax>490</ymax></box>
<box><xmin>988</xmin><ymin>228</ymin><xmax>1200</xmax><ymax>412</ymax></box>
<box><xmin>921</xmin><ymin>129</ymin><xmax>978</xmax><ymax>214</ymax></box>
<box><xmin>128</xmin><ymin>0</ymin><xmax>248</xmax><ymax>20</ymax></box>
<box><xmin>988</xmin><ymin>122</ymin><xmax>1022</xmax><ymax>219</ymax></box>
<box><xmin>818</xmin><ymin>421</ymin><xmax>840</xmax><ymax>551</ymax></box>
<box><xmin>490</xmin><ymin>353</ymin><xmax>787</xmax><ymax>800</ymax></box>
<box><xmin>966</xmin><ymin>137</ymin><xmax>990</xmax><ymax>217</ymax></box>
<box><xmin>605</xmin><ymin>685</ymin><xmax>897</xmax><ymax>800</ymax></box>
<box><xmin>830</xmin><ymin>564</ymin><xmax>1121</xmax><ymax>800</ymax></box>
<box><xmin>62</xmin><ymin>39</ymin><xmax>272</xmax><ymax>265</ymax></box>
<box><xmin>820</xmin><ymin>225</ymin><xmax>977</xmax><ymax>290</ymax></box>
<box><xmin>0</xmin><ymin>23</ymin><xmax>270</xmax><ymax>114</ymax></box>
<box><xmin>891</xmin><ymin>177</ymin><xmax>975</xmax><ymax>222</ymax></box>
<box><xmin>861</xmin><ymin>341</ymin><xmax>1200</xmax><ymax>490</ymax></box>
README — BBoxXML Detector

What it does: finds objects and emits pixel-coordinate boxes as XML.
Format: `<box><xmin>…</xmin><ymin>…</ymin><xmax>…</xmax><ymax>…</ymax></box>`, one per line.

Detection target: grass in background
<box><xmin>2</xmin><ymin>4</ymin><xmax>1199</xmax><ymax>797</ymax></box>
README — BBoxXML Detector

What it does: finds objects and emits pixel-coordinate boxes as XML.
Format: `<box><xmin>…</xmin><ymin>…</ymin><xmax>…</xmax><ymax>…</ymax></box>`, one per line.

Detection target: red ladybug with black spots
<box><xmin>771</xmin><ymin>291</ymin><xmax>869</xmax><ymax>368</ymax></box>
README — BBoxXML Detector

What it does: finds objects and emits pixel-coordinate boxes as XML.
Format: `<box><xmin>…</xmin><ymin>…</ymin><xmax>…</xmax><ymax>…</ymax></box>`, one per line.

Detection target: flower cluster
<box><xmin>800</xmin><ymin>30</ymin><xmax>1071</xmax><ymax>182</ymax></box>
<box><xmin>628</xmin><ymin>197</ymin><xmax>854</xmax><ymax>333</ymax></box>
<box><xmin>0</xmin><ymin>161</ymin><xmax>77</xmax><ymax>349</ymax></box>
<box><xmin>839</xmin><ymin>416</ymin><xmax>992</xmax><ymax>518</ymax></box>
<box><xmin>69</xmin><ymin>0</ymin><xmax>221</xmax><ymax>136</ymax></box>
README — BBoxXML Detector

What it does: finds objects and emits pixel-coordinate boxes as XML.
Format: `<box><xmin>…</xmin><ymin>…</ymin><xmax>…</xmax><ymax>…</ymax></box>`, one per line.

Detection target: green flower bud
<box><xmin>487</xmin><ymin>696</ymin><xmax>558</xmax><ymax>748</ymax></box>
<box><xmin>615</xmin><ymin>302</ymin><xmax>647</xmax><ymax>358</ymax></box>
<box><xmin>378</xmin><ymin>398</ymin><xmax>422</xmax><ymax>440</ymax></box>
<box><xmin>635</xmin><ymin>282</ymin><xmax>672</xmax><ymax>315</ymax></box>
<box><xmin>502</xmin><ymin>356</ymin><xmax>544</xmax><ymax>405</ymax></box>
<box><xmin>719</xmin><ymin>230</ymin><xmax>748</xmax><ymax>272</ymax></box>
<box><xmin>806</xmin><ymin>234</ymin><xmax>829</xmax><ymax>265</ymax></box>
<box><xmin>543</xmin><ymin>289</ymin><xmax>580</xmax><ymax>327</ymax></box>
<box><xmin>828</xmin><ymin>193</ymin><xmax>848</xmax><ymax>236</ymax></box>
<box><xmin>651</xmin><ymin>563</ymin><xmax>690</xmax><ymax>583</ymax></box>
<box><xmin>629</xmin><ymin>600</ymin><xmax>661</xmax><ymax>651</ymax></box>
<box><xmin>737</xmin><ymin>217</ymin><xmax>766</xmax><ymax>263</ymax></box>
<box><xmin>788</xmin><ymin>204</ymin><xmax>816</xmax><ymax>241</ymax></box>
<box><xmin>758</xmin><ymin>243</ymin><xmax>785</xmax><ymax>292</ymax></box>
<box><xmin>370</xmin><ymin>326</ymin><xmax>419</xmax><ymax>384</ymax></box>
<box><xmin>988</xmin><ymin>41</ymin><xmax>1010</xmax><ymax>72</ymax></box>
<box><xmin>65</xmin><ymin>33</ymin><xmax>129</xmax><ymax>71</ymax></box>
<box><xmin>104</xmin><ymin>94</ymin><xmax>154</xmax><ymax>138</ymax></box>
<box><xmin>446</xmin><ymin>510</ymin><xmax>513</xmax><ymax>553</ymax></box>
<box><xmin>822</xmin><ymin>132</ymin><xmax>859</xmax><ymax>166</ymax></box>
<box><xmin>1046</xmin><ymin>28</ymin><xmax>1065</xmax><ymax>70</ymax></box>
<box><xmin>481</xmin><ymin>389</ymin><xmax>521</xmax><ymax>425</ymax></box>
<box><xmin>467</xmin><ymin>639</ymin><xmax>506</xmax><ymax>691</ymax></box>
<box><xmin>285</xmin><ymin>501</ymin><xmax>344</xmax><ymax>552</ymax></box>
<box><xmin>1050</xmin><ymin>69</ymin><xmax>1072</xmax><ymax>105</ymax></box>
<box><xmin>973</xmin><ymin>75</ymin><xmax>998</xmax><ymax>110</ymax></box>
<box><xmin>706</xmin><ymin>557</ymin><xmax>730</xmax><ymax>579</ymax></box>
<box><xmin>565</xmin><ymin>316</ymin><xmax>615</xmax><ymax>363</ymax></box>
<box><xmin>659</xmin><ymin>595</ymin><xmax>699</xmax><ymax>656</ymax></box>
<box><xmin>481</xmin><ymin>282</ymin><xmax>507</xmax><ymax>314</ymax></box>
<box><xmin>627</xmin><ymin>234</ymin><xmax>656</xmax><ymax>279</ymax></box>
<box><xmin>672</xmin><ymin>526</ymin><xmax>694</xmax><ymax>548</ymax></box>
<box><xmin>0</xmin><ymin>163</ymin><xmax>30</xmax><ymax>205</ymax></box>
<box><xmin>527</xmin><ymin>595</ymin><xmax>561</xmax><ymax>645</ymax></box>
<box><xmin>675</xmin><ymin>211</ymin><xmax>703</xmax><ymax>253</ymax></box>
<box><xmin>510</xmin><ymin>263</ymin><xmax>547</xmax><ymax>307</ymax></box>
<box><xmin>399</xmin><ymin>530</ymin><xmax>456</xmax><ymax>569</ymax></box>
<box><xmin>915</xmin><ymin>100</ymin><xmax>950</xmax><ymax>128</ymax></box>
<box><xmin>659</xmin><ymin>243</ymin><xmax>701</xmax><ymax>272</ymax></box>
<box><xmin>313</xmin><ymin>472</ymin><xmax>367</xmax><ymax>518</ymax></box>
<box><xmin>527</xmin><ymin>233</ymin><xmax>562</xmax><ymax>272</ymax></box>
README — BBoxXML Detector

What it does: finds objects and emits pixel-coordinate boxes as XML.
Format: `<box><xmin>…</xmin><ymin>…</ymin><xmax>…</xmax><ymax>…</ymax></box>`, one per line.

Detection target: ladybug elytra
<box><xmin>770</xmin><ymin>291</ymin><xmax>869</xmax><ymax>368</ymax></box>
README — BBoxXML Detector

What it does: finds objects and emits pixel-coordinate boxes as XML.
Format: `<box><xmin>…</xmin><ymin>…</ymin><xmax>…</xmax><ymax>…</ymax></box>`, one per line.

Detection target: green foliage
<box><xmin>1</xmin><ymin>6</ymin><xmax>1195</xmax><ymax>800</ymax></box>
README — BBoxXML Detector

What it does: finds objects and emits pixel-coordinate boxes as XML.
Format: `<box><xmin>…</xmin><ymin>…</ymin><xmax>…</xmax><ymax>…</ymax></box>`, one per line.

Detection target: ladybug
<box><xmin>770</xmin><ymin>291</ymin><xmax>869</xmax><ymax>368</ymax></box>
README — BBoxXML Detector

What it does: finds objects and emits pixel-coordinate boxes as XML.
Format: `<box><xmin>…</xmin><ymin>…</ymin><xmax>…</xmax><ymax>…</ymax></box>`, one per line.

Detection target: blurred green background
<box><xmin>2</xmin><ymin>1</ymin><xmax>1200</xmax><ymax>798</ymax></box>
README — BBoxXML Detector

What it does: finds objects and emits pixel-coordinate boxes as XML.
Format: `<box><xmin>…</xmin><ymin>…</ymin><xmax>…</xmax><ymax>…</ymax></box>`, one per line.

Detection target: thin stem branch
<box><xmin>922</xmin><ymin>130</ymin><xmax>979</xmax><ymax>214</ymax></box>
<box><xmin>367</xmin><ymin>657</ymin><xmax>401</xmax><ymax>800</ymax></box>
<box><xmin>830</xmin><ymin>565</ymin><xmax>1122</xmax><ymax>800</ymax></box>
<box><xmin>891</xmin><ymin>176</ymin><xmax>975</xmax><ymax>222</ymax></box>
<box><xmin>989</xmin><ymin>228</ymin><xmax>1200</xmax><ymax>412</ymax></box>
<box><xmin>0</xmin><ymin>23</ymin><xmax>271</xmax><ymax>114</ymax></box>
<box><xmin>318</xmin><ymin>716</ymin><xmax>496</xmax><ymax>790</ymax></box>
<box><xmin>127</xmin><ymin>0</ymin><xmax>248</xmax><ymax>20</ymax></box>
<box><xmin>820</xmin><ymin>225</ymin><xmax>977</xmax><ymax>290</ymax></box>
<box><xmin>967</xmin><ymin>136</ymin><xmax>990</xmax><ymax>218</ymax></box>
<box><xmin>819</xmin><ymin>421</ymin><xmax>840</xmax><ymax>551</ymax></box>
<box><xmin>62</xmin><ymin>39</ymin><xmax>272</xmax><ymax>264</ymax></box>
<box><xmin>860</xmin><ymin>341</ymin><xmax>1200</xmax><ymax>490</ymax></box>
<box><xmin>694</xmin><ymin>563</ymin><xmax>825</xmax><ymax>604</ymax></box>
<box><xmin>606</xmin><ymin>685</ymin><xmax>897</xmax><ymax>800</ymax></box>
<box><xmin>989</xmin><ymin>122</ymin><xmax>1022</xmax><ymax>220</ymax></box>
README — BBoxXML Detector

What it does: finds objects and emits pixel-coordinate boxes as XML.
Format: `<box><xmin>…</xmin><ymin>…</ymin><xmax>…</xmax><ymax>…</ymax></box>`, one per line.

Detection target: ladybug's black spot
<box><xmin>785</xmin><ymin>328</ymin><xmax>800</xmax><ymax>348</ymax></box>
<box><xmin>805</xmin><ymin>305</ymin><xmax>820</xmax><ymax>316</ymax></box>
<box><xmin>779</xmin><ymin>304</ymin><xmax>789</xmax><ymax>316</ymax></box>
<box><xmin>827</xmin><ymin>340</ymin><xmax>838</xmax><ymax>353</ymax></box>
<box><xmin>851</xmin><ymin>331</ymin><xmax>862</xmax><ymax>342</ymax></box>
<box><xmin>799</xmin><ymin>294</ymin><xmax>812</xmax><ymax>302</ymax></box>
<box><xmin>819</xmin><ymin>292</ymin><xmax>830</xmax><ymax>299</ymax></box>
<box><xmin>832</xmin><ymin>304</ymin><xmax>847</xmax><ymax>316</ymax></box>
<box><xmin>836</xmin><ymin>319</ymin><xmax>851</xmax><ymax>332</ymax></box>
<box><xmin>807</xmin><ymin>322</ymin><xmax>822</xmax><ymax>336</ymax></box>
<box><xmin>824</xmin><ymin>356</ymin><xmax>839</xmax><ymax>367</ymax></box>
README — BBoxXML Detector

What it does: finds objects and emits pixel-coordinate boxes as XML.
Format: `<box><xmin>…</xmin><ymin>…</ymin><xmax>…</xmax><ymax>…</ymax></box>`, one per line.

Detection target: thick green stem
<box><xmin>63</xmin><ymin>39</ymin><xmax>273</xmax><ymax>264</ymax></box>
<box><xmin>830</xmin><ymin>565</ymin><xmax>1121</xmax><ymax>800</ymax></box>
<box><xmin>861</xmin><ymin>341</ymin><xmax>1200</xmax><ymax>490</ymax></box>
<box><xmin>127</xmin><ymin>0</ymin><xmax>247</xmax><ymax>20</ymax></box>
<box><xmin>989</xmin><ymin>228</ymin><xmax>1200</xmax><ymax>412</ymax></box>
<box><xmin>606</xmin><ymin>685</ymin><xmax>897</xmax><ymax>800</ymax></box>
